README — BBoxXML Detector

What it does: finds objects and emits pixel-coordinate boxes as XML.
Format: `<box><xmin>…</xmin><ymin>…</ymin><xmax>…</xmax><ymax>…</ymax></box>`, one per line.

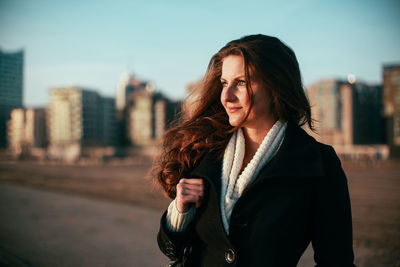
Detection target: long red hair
<box><xmin>154</xmin><ymin>34</ymin><xmax>313</xmax><ymax>199</ymax></box>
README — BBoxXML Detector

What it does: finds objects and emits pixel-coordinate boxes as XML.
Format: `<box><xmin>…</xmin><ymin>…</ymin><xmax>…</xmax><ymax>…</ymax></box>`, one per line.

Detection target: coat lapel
<box><xmin>234</xmin><ymin>122</ymin><xmax>326</xmax><ymax>199</ymax></box>
<box><xmin>256</xmin><ymin>122</ymin><xmax>325</xmax><ymax>180</ymax></box>
<box><xmin>188</xmin><ymin>150</ymin><xmax>223</xmax><ymax>192</ymax></box>
<box><xmin>188</xmin><ymin>150</ymin><xmax>233</xmax><ymax>247</ymax></box>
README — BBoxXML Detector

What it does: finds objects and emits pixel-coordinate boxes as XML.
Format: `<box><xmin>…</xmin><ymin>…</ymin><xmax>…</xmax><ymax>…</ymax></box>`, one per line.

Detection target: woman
<box><xmin>155</xmin><ymin>34</ymin><xmax>355</xmax><ymax>266</ymax></box>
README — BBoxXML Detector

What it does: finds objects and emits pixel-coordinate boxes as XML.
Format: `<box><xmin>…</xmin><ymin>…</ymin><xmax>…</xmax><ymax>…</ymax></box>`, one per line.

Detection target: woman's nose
<box><xmin>222</xmin><ymin>84</ymin><xmax>237</xmax><ymax>102</ymax></box>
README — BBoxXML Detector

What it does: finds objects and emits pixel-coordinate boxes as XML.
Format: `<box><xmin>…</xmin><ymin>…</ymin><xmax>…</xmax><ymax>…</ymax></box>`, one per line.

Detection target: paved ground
<box><xmin>0</xmin><ymin>183</ymin><xmax>168</xmax><ymax>267</ymax></box>
<box><xmin>0</xmin><ymin>160</ymin><xmax>168</xmax><ymax>210</ymax></box>
<box><xmin>0</xmin><ymin>159</ymin><xmax>399</xmax><ymax>266</ymax></box>
<box><xmin>0</xmin><ymin>183</ymin><xmax>315</xmax><ymax>267</ymax></box>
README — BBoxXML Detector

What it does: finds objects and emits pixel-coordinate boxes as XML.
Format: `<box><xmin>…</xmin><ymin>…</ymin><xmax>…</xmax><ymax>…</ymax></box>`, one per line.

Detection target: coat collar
<box><xmin>259</xmin><ymin>121</ymin><xmax>325</xmax><ymax>179</ymax></box>
<box><xmin>189</xmin><ymin>122</ymin><xmax>325</xmax><ymax>189</ymax></box>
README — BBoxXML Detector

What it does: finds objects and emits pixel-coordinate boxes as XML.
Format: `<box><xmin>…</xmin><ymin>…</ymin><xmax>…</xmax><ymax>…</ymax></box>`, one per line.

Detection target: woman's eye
<box><xmin>221</xmin><ymin>81</ymin><xmax>228</xmax><ymax>87</ymax></box>
<box><xmin>238</xmin><ymin>80</ymin><xmax>246</xmax><ymax>86</ymax></box>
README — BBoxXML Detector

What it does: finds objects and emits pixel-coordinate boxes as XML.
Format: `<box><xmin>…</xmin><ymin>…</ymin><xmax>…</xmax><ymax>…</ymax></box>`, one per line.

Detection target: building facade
<box><xmin>116</xmin><ymin>72</ymin><xmax>153</xmax><ymax>113</ymax></box>
<box><xmin>383</xmin><ymin>64</ymin><xmax>400</xmax><ymax>158</ymax></box>
<box><xmin>7</xmin><ymin>108</ymin><xmax>47</xmax><ymax>158</ymax></box>
<box><xmin>115</xmin><ymin>73</ymin><xmax>156</xmax><ymax>145</ymax></box>
<box><xmin>306</xmin><ymin>79</ymin><xmax>387</xmax><ymax>159</ymax></box>
<box><xmin>0</xmin><ymin>49</ymin><xmax>24</xmax><ymax>148</ymax></box>
<box><xmin>101</xmin><ymin>97</ymin><xmax>118</xmax><ymax>146</ymax></box>
<box><xmin>127</xmin><ymin>89</ymin><xmax>153</xmax><ymax>146</ymax></box>
<box><xmin>116</xmin><ymin>73</ymin><xmax>179</xmax><ymax>147</ymax></box>
<box><xmin>125</xmin><ymin>89</ymin><xmax>178</xmax><ymax>146</ymax></box>
<box><xmin>47</xmin><ymin>87</ymin><xmax>117</xmax><ymax>161</ymax></box>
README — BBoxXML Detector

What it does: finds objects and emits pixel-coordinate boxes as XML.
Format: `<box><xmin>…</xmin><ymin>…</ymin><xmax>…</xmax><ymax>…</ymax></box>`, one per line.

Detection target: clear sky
<box><xmin>1</xmin><ymin>0</ymin><xmax>399</xmax><ymax>107</ymax></box>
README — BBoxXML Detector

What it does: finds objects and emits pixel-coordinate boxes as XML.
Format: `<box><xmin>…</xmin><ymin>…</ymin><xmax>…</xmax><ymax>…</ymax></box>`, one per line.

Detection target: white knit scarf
<box><xmin>220</xmin><ymin>120</ymin><xmax>287</xmax><ymax>233</ymax></box>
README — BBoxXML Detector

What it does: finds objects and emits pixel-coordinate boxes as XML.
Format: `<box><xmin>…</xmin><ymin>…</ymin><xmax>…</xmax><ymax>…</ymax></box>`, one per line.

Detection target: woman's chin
<box><xmin>228</xmin><ymin>118</ymin><xmax>242</xmax><ymax>127</ymax></box>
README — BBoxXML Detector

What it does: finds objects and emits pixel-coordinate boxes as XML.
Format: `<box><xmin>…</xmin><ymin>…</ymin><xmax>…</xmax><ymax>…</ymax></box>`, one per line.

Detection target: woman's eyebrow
<box><xmin>220</xmin><ymin>75</ymin><xmax>246</xmax><ymax>81</ymax></box>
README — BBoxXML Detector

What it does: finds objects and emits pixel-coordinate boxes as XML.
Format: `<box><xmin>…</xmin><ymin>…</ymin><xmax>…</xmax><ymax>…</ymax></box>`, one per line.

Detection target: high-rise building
<box><xmin>116</xmin><ymin>72</ymin><xmax>178</xmax><ymax>147</ymax></box>
<box><xmin>154</xmin><ymin>99</ymin><xmax>167</xmax><ymax>140</ymax></box>
<box><xmin>7</xmin><ymin>108</ymin><xmax>47</xmax><ymax>157</ymax></box>
<box><xmin>307</xmin><ymin>79</ymin><xmax>385</xmax><ymax>147</ymax></box>
<box><xmin>125</xmin><ymin>88</ymin><xmax>178</xmax><ymax>146</ymax></box>
<box><xmin>115</xmin><ymin>72</ymin><xmax>155</xmax><ymax>145</ymax></box>
<box><xmin>383</xmin><ymin>64</ymin><xmax>400</xmax><ymax>158</ymax></box>
<box><xmin>101</xmin><ymin>97</ymin><xmax>118</xmax><ymax>146</ymax></box>
<box><xmin>116</xmin><ymin>72</ymin><xmax>154</xmax><ymax>113</ymax></box>
<box><xmin>47</xmin><ymin>87</ymin><xmax>117</xmax><ymax>160</ymax></box>
<box><xmin>127</xmin><ymin>89</ymin><xmax>153</xmax><ymax>146</ymax></box>
<box><xmin>0</xmin><ymin>49</ymin><xmax>24</xmax><ymax>148</ymax></box>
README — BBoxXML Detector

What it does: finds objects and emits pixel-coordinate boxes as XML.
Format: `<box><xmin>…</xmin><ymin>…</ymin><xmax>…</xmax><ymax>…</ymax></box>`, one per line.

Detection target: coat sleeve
<box><xmin>311</xmin><ymin>145</ymin><xmax>356</xmax><ymax>267</ymax></box>
<box><xmin>157</xmin><ymin>209</ymin><xmax>195</xmax><ymax>261</ymax></box>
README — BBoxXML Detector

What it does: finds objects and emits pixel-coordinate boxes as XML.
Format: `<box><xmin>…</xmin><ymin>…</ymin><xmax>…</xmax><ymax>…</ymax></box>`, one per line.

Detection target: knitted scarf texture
<box><xmin>220</xmin><ymin>120</ymin><xmax>287</xmax><ymax>233</ymax></box>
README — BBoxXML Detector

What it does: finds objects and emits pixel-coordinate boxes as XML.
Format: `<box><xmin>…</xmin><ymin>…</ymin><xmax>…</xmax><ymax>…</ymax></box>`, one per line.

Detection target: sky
<box><xmin>0</xmin><ymin>0</ymin><xmax>399</xmax><ymax>107</ymax></box>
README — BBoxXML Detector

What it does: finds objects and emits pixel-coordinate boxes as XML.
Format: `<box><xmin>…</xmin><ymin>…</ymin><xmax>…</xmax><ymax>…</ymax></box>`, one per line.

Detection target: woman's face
<box><xmin>220</xmin><ymin>55</ymin><xmax>274</xmax><ymax>129</ymax></box>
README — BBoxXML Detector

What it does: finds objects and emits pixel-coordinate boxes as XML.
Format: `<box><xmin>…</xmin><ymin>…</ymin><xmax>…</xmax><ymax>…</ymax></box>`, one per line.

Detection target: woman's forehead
<box><xmin>221</xmin><ymin>56</ymin><xmax>260</xmax><ymax>81</ymax></box>
<box><xmin>221</xmin><ymin>56</ymin><xmax>245</xmax><ymax>76</ymax></box>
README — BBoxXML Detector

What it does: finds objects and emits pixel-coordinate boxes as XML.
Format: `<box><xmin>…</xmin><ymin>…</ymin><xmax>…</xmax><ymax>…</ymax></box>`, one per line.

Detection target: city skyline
<box><xmin>1</xmin><ymin>0</ymin><xmax>399</xmax><ymax>107</ymax></box>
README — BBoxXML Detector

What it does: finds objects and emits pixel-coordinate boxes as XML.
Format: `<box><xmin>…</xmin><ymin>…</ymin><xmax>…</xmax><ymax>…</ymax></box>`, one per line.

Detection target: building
<box><xmin>7</xmin><ymin>108</ymin><xmax>47</xmax><ymax>158</ymax></box>
<box><xmin>383</xmin><ymin>64</ymin><xmax>400</xmax><ymax>158</ymax></box>
<box><xmin>115</xmin><ymin>72</ymin><xmax>156</xmax><ymax>145</ymax></box>
<box><xmin>47</xmin><ymin>87</ymin><xmax>117</xmax><ymax>161</ymax></box>
<box><xmin>116</xmin><ymin>72</ymin><xmax>179</xmax><ymax>147</ymax></box>
<box><xmin>0</xmin><ymin>49</ymin><xmax>24</xmax><ymax>148</ymax></box>
<box><xmin>125</xmin><ymin>88</ymin><xmax>179</xmax><ymax>146</ymax></box>
<box><xmin>154</xmin><ymin>99</ymin><xmax>167</xmax><ymax>140</ymax></box>
<box><xmin>306</xmin><ymin>79</ymin><xmax>387</xmax><ymax>159</ymax></box>
<box><xmin>116</xmin><ymin>72</ymin><xmax>153</xmax><ymax>112</ymax></box>
<box><xmin>126</xmin><ymin>89</ymin><xmax>153</xmax><ymax>146</ymax></box>
<box><xmin>101</xmin><ymin>97</ymin><xmax>118</xmax><ymax>146</ymax></box>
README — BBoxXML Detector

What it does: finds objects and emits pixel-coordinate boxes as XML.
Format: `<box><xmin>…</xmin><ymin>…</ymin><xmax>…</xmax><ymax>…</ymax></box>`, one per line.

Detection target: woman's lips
<box><xmin>227</xmin><ymin>107</ymin><xmax>241</xmax><ymax>113</ymax></box>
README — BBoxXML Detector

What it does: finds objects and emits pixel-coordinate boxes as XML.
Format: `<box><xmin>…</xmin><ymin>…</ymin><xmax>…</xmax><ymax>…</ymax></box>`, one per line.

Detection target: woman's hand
<box><xmin>175</xmin><ymin>178</ymin><xmax>204</xmax><ymax>213</ymax></box>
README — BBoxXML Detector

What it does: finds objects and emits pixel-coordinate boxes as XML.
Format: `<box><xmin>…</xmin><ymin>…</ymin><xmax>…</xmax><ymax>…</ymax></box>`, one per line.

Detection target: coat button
<box><xmin>225</xmin><ymin>249</ymin><xmax>236</xmax><ymax>264</ymax></box>
<box><xmin>183</xmin><ymin>245</ymin><xmax>192</xmax><ymax>256</ymax></box>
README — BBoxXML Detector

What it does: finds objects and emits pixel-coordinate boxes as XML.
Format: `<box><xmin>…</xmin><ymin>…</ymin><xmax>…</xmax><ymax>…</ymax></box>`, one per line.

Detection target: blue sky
<box><xmin>1</xmin><ymin>0</ymin><xmax>399</xmax><ymax>107</ymax></box>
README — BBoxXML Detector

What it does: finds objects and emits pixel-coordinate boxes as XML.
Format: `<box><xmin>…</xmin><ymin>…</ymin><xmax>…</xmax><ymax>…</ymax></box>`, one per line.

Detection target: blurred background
<box><xmin>0</xmin><ymin>0</ymin><xmax>399</xmax><ymax>266</ymax></box>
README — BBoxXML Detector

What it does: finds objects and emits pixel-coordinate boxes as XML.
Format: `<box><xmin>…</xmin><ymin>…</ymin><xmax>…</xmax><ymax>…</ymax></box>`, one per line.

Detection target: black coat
<box><xmin>158</xmin><ymin>122</ymin><xmax>355</xmax><ymax>266</ymax></box>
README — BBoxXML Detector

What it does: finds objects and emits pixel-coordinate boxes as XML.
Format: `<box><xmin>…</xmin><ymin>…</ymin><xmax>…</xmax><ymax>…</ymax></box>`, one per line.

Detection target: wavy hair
<box><xmin>155</xmin><ymin>34</ymin><xmax>313</xmax><ymax>199</ymax></box>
